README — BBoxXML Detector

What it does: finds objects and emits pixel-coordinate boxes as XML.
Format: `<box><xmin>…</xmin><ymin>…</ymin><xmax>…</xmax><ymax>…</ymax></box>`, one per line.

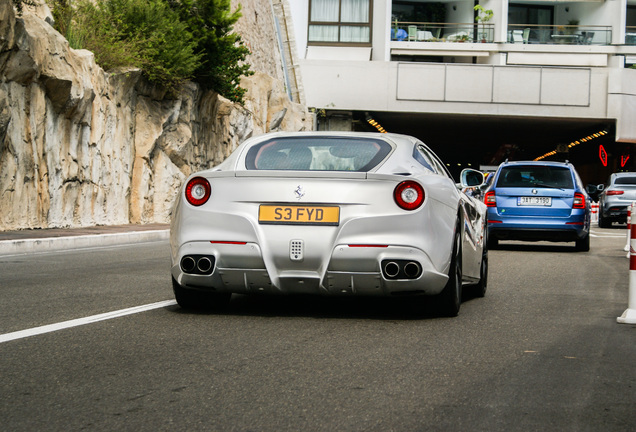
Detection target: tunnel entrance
<box><xmin>318</xmin><ymin>110</ymin><xmax>629</xmax><ymax>186</ymax></box>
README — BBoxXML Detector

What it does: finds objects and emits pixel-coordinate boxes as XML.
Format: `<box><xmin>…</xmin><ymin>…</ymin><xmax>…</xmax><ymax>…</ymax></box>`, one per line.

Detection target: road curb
<box><xmin>0</xmin><ymin>230</ymin><xmax>169</xmax><ymax>256</ymax></box>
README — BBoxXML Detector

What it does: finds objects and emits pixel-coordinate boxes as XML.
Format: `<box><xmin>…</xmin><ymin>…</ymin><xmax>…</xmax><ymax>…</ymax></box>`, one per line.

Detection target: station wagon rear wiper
<box><xmin>532</xmin><ymin>182</ymin><xmax>566</xmax><ymax>191</ymax></box>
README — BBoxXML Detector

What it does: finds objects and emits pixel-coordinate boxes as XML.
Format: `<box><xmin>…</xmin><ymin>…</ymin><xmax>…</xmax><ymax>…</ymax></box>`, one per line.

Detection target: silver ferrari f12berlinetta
<box><xmin>170</xmin><ymin>132</ymin><xmax>488</xmax><ymax>316</ymax></box>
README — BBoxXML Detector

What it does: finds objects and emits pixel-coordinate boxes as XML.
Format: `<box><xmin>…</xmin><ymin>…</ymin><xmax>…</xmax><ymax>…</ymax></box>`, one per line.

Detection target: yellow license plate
<box><xmin>258</xmin><ymin>205</ymin><xmax>340</xmax><ymax>225</ymax></box>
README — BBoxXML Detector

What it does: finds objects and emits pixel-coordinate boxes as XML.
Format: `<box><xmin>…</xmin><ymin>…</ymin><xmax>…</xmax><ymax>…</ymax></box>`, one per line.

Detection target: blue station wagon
<box><xmin>485</xmin><ymin>161</ymin><xmax>591</xmax><ymax>251</ymax></box>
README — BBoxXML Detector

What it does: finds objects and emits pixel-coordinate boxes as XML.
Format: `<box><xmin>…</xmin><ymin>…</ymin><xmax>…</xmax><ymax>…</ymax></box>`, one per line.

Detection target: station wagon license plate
<box><xmin>518</xmin><ymin>196</ymin><xmax>552</xmax><ymax>206</ymax></box>
<box><xmin>259</xmin><ymin>205</ymin><xmax>340</xmax><ymax>225</ymax></box>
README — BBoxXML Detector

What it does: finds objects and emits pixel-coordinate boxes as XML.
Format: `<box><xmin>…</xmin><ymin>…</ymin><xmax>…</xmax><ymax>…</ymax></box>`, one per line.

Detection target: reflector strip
<box><xmin>210</xmin><ymin>241</ymin><xmax>247</xmax><ymax>245</ymax></box>
<box><xmin>566</xmin><ymin>222</ymin><xmax>584</xmax><ymax>225</ymax></box>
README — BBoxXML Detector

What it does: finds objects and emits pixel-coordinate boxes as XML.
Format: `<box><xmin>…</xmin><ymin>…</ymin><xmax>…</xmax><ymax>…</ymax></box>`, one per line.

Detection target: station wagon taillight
<box><xmin>573</xmin><ymin>192</ymin><xmax>586</xmax><ymax>209</ymax></box>
<box><xmin>394</xmin><ymin>181</ymin><xmax>425</xmax><ymax>210</ymax></box>
<box><xmin>606</xmin><ymin>190</ymin><xmax>624</xmax><ymax>196</ymax></box>
<box><xmin>185</xmin><ymin>176</ymin><xmax>211</xmax><ymax>206</ymax></box>
<box><xmin>484</xmin><ymin>191</ymin><xmax>496</xmax><ymax>207</ymax></box>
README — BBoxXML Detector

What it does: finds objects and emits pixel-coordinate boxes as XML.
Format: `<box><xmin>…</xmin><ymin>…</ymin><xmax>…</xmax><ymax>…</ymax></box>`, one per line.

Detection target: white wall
<box><xmin>445</xmin><ymin>2</ymin><xmax>473</xmax><ymax>25</ymax></box>
<box><xmin>608</xmin><ymin>68</ymin><xmax>636</xmax><ymax>142</ymax></box>
<box><xmin>561</xmin><ymin>0</ymin><xmax>627</xmax><ymax>44</ymax></box>
<box><xmin>372</xmin><ymin>0</ymin><xmax>391</xmax><ymax>61</ymax></box>
<box><xmin>288</xmin><ymin>0</ymin><xmax>308</xmax><ymax>59</ymax></box>
<box><xmin>300</xmin><ymin>60</ymin><xmax>611</xmax><ymax>119</ymax></box>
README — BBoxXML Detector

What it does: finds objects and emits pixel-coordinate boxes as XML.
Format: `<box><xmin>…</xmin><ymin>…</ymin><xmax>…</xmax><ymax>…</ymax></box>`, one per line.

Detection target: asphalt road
<box><xmin>0</xmin><ymin>229</ymin><xmax>634</xmax><ymax>431</ymax></box>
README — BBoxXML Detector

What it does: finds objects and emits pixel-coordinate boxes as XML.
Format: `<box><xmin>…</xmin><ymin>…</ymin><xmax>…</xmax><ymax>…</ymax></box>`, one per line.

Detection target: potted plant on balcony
<box><xmin>474</xmin><ymin>5</ymin><xmax>493</xmax><ymax>43</ymax></box>
<box><xmin>565</xmin><ymin>19</ymin><xmax>579</xmax><ymax>35</ymax></box>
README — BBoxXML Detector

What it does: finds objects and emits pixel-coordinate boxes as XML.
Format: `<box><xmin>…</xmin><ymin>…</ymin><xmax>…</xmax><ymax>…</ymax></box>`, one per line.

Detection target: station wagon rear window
<box><xmin>245</xmin><ymin>137</ymin><xmax>392</xmax><ymax>172</ymax></box>
<box><xmin>497</xmin><ymin>166</ymin><xmax>574</xmax><ymax>189</ymax></box>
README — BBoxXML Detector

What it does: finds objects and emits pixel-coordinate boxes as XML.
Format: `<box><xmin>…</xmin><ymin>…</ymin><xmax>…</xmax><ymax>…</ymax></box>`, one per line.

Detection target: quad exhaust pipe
<box><xmin>180</xmin><ymin>255</ymin><xmax>215</xmax><ymax>275</ymax></box>
<box><xmin>384</xmin><ymin>261</ymin><xmax>400</xmax><ymax>278</ymax></box>
<box><xmin>197</xmin><ymin>257</ymin><xmax>213</xmax><ymax>273</ymax></box>
<box><xmin>180</xmin><ymin>256</ymin><xmax>196</xmax><ymax>273</ymax></box>
<box><xmin>381</xmin><ymin>259</ymin><xmax>422</xmax><ymax>280</ymax></box>
<box><xmin>404</xmin><ymin>261</ymin><xmax>421</xmax><ymax>278</ymax></box>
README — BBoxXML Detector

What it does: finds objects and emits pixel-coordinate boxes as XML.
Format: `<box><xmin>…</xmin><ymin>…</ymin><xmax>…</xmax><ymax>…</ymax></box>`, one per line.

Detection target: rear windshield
<box><xmin>496</xmin><ymin>165</ymin><xmax>574</xmax><ymax>189</ymax></box>
<box><xmin>245</xmin><ymin>137</ymin><xmax>392</xmax><ymax>172</ymax></box>
<box><xmin>614</xmin><ymin>176</ymin><xmax>636</xmax><ymax>185</ymax></box>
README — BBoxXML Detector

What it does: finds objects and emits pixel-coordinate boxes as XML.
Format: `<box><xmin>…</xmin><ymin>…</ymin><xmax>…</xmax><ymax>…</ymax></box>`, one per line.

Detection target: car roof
<box><xmin>247</xmin><ymin>130</ymin><xmax>408</xmax><ymax>138</ymax></box>
<box><xmin>236</xmin><ymin>131</ymin><xmax>420</xmax><ymax>148</ymax></box>
<box><xmin>612</xmin><ymin>172</ymin><xmax>636</xmax><ymax>178</ymax></box>
<box><xmin>498</xmin><ymin>160</ymin><xmax>572</xmax><ymax>168</ymax></box>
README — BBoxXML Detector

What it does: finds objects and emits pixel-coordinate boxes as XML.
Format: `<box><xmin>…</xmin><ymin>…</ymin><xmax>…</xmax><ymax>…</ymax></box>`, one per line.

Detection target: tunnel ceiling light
<box><xmin>534</xmin><ymin>128</ymin><xmax>610</xmax><ymax>161</ymax></box>
<box><xmin>365</xmin><ymin>113</ymin><xmax>387</xmax><ymax>134</ymax></box>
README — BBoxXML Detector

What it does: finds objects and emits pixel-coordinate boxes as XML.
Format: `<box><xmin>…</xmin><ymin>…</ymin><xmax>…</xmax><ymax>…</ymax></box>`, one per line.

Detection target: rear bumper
<box><xmin>171</xmin><ymin>241</ymin><xmax>450</xmax><ymax>297</ymax></box>
<box><xmin>487</xmin><ymin>213</ymin><xmax>589</xmax><ymax>241</ymax></box>
<box><xmin>488</xmin><ymin>227</ymin><xmax>585</xmax><ymax>242</ymax></box>
<box><xmin>600</xmin><ymin>203</ymin><xmax>629</xmax><ymax>221</ymax></box>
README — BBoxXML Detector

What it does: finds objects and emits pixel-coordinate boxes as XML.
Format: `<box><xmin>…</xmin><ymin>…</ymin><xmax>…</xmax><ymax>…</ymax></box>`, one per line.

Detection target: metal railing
<box><xmin>507</xmin><ymin>24</ymin><xmax>611</xmax><ymax>45</ymax></box>
<box><xmin>626</xmin><ymin>27</ymin><xmax>636</xmax><ymax>45</ymax></box>
<box><xmin>392</xmin><ymin>21</ymin><xmax>494</xmax><ymax>43</ymax></box>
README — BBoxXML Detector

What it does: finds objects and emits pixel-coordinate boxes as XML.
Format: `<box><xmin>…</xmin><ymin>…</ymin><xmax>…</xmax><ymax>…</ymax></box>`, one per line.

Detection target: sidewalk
<box><xmin>0</xmin><ymin>223</ymin><xmax>170</xmax><ymax>256</ymax></box>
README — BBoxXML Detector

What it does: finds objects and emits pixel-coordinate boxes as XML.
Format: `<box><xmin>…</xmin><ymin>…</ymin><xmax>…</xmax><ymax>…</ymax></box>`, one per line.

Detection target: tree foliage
<box><xmin>171</xmin><ymin>0</ymin><xmax>253</xmax><ymax>102</ymax></box>
<box><xmin>47</xmin><ymin>0</ymin><xmax>252</xmax><ymax>102</ymax></box>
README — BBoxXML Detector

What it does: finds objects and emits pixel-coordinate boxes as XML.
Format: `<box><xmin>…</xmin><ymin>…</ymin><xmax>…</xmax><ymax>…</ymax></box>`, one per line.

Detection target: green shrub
<box><xmin>97</xmin><ymin>0</ymin><xmax>201</xmax><ymax>92</ymax></box>
<box><xmin>47</xmin><ymin>0</ymin><xmax>252</xmax><ymax>102</ymax></box>
<box><xmin>72</xmin><ymin>0</ymin><xmax>141</xmax><ymax>69</ymax></box>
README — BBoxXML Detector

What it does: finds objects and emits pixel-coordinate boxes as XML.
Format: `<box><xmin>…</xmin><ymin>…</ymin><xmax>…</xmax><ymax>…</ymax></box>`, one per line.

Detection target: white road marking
<box><xmin>0</xmin><ymin>300</ymin><xmax>177</xmax><ymax>344</ymax></box>
<box><xmin>590</xmin><ymin>229</ymin><xmax>626</xmax><ymax>238</ymax></box>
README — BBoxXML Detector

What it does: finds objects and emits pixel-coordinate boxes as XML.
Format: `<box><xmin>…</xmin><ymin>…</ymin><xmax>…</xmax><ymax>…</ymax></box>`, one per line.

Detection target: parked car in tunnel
<box><xmin>485</xmin><ymin>160</ymin><xmax>591</xmax><ymax>251</ymax></box>
<box><xmin>598</xmin><ymin>172</ymin><xmax>636</xmax><ymax>228</ymax></box>
<box><xmin>170</xmin><ymin>132</ymin><xmax>488</xmax><ymax>317</ymax></box>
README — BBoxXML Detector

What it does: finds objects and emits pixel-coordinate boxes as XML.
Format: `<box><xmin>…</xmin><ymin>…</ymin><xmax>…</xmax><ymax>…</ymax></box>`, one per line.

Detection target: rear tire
<box><xmin>575</xmin><ymin>233</ymin><xmax>590</xmax><ymax>252</ymax></box>
<box><xmin>473</xmin><ymin>241</ymin><xmax>488</xmax><ymax>298</ymax></box>
<box><xmin>487</xmin><ymin>235</ymin><xmax>498</xmax><ymax>250</ymax></box>
<box><xmin>437</xmin><ymin>226</ymin><xmax>462</xmax><ymax>317</ymax></box>
<box><xmin>598</xmin><ymin>213</ymin><xmax>611</xmax><ymax>228</ymax></box>
<box><xmin>172</xmin><ymin>277</ymin><xmax>231</xmax><ymax>310</ymax></box>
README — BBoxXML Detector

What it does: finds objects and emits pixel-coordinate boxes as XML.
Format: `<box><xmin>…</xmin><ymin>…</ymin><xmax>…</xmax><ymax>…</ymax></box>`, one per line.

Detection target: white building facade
<box><xmin>284</xmin><ymin>0</ymin><xmax>636</xmax><ymax>177</ymax></box>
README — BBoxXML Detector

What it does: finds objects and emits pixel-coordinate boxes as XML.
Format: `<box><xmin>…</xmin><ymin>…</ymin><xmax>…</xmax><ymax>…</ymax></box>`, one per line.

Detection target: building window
<box><xmin>628</xmin><ymin>6</ymin><xmax>636</xmax><ymax>27</ymax></box>
<box><xmin>508</xmin><ymin>4</ymin><xmax>553</xmax><ymax>26</ymax></box>
<box><xmin>308</xmin><ymin>0</ymin><xmax>372</xmax><ymax>45</ymax></box>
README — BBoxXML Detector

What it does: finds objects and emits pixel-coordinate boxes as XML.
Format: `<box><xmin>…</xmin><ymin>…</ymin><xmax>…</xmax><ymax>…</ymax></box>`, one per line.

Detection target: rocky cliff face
<box><xmin>0</xmin><ymin>0</ymin><xmax>311</xmax><ymax>230</ymax></box>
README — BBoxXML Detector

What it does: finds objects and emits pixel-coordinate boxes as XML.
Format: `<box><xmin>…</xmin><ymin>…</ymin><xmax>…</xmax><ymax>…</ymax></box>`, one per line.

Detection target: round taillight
<box><xmin>185</xmin><ymin>176</ymin><xmax>211</xmax><ymax>206</ymax></box>
<box><xmin>394</xmin><ymin>181</ymin><xmax>425</xmax><ymax>210</ymax></box>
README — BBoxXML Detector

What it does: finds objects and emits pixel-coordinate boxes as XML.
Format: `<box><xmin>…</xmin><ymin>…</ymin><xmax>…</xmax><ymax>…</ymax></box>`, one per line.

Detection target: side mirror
<box><xmin>460</xmin><ymin>168</ymin><xmax>485</xmax><ymax>188</ymax></box>
<box><xmin>597</xmin><ymin>184</ymin><xmax>605</xmax><ymax>191</ymax></box>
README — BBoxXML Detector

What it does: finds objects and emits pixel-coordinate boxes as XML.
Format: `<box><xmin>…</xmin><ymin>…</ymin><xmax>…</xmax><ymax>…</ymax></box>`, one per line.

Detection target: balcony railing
<box><xmin>391</xmin><ymin>22</ymin><xmax>613</xmax><ymax>46</ymax></box>
<box><xmin>626</xmin><ymin>27</ymin><xmax>636</xmax><ymax>45</ymax></box>
<box><xmin>508</xmin><ymin>24</ymin><xmax>611</xmax><ymax>45</ymax></box>
<box><xmin>392</xmin><ymin>21</ymin><xmax>494</xmax><ymax>43</ymax></box>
